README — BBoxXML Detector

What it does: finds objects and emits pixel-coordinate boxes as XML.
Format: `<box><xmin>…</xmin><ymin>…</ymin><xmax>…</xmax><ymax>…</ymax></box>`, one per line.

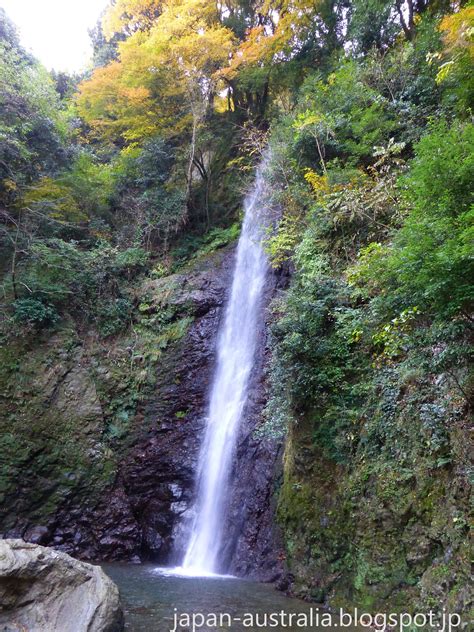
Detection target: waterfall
<box><xmin>181</xmin><ymin>161</ymin><xmax>269</xmax><ymax>575</ymax></box>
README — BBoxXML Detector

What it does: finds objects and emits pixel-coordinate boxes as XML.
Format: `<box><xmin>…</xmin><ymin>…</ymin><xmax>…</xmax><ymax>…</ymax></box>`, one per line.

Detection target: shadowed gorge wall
<box><xmin>0</xmin><ymin>246</ymin><xmax>283</xmax><ymax>578</ymax></box>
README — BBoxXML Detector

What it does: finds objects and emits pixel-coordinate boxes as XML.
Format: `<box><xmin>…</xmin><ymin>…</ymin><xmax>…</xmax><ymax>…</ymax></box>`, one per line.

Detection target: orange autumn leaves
<box><xmin>77</xmin><ymin>61</ymin><xmax>161</xmax><ymax>143</ymax></box>
<box><xmin>77</xmin><ymin>0</ymin><xmax>328</xmax><ymax>145</ymax></box>
<box><xmin>77</xmin><ymin>0</ymin><xmax>235</xmax><ymax>144</ymax></box>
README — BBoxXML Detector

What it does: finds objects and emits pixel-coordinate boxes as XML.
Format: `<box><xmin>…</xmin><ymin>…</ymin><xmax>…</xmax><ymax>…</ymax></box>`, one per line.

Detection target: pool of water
<box><xmin>102</xmin><ymin>564</ymin><xmax>357</xmax><ymax>632</ymax></box>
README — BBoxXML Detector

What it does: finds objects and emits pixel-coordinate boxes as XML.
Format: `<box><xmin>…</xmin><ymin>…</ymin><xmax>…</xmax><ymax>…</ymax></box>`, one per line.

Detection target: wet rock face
<box><xmin>0</xmin><ymin>539</ymin><xmax>123</xmax><ymax>632</ymax></box>
<box><xmin>49</xmin><ymin>250</ymin><xmax>232</xmax><ymax>563</ymax></box>
<box><xmin>223</xmin><ymin>274</ymin><xmax>287</xmax><ymax>582</ymax></box>
<box><xmin>2</xmin><ymin>246</ymin><xmax>285</xmax><ymax>578</ymax></box>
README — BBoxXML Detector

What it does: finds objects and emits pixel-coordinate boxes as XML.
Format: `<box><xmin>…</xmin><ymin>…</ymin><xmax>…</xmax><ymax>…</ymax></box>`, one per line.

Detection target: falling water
<box><xmin>181</xmin><ymin>161</ymin><xmax>270</xmax><ymax>575</ymax></box>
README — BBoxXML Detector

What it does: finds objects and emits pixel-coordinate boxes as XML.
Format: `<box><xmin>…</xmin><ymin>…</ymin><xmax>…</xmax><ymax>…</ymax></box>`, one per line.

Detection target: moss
<box><xmin>0</xmin><ymin>244</ymin><xmax>217</xmax><ymax>534</ymax></box>
<box><xmin>277</xmin><ymin>340</ymin><xmax>471</xmax><ymax>615</ymax></box>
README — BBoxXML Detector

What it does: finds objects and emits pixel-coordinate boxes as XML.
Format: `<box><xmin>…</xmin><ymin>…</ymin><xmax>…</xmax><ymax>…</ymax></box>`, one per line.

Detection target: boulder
<box><xmin>0</xmin><ymin>539</ymin><xmax>123</xmax><ymax>632</ymax></box>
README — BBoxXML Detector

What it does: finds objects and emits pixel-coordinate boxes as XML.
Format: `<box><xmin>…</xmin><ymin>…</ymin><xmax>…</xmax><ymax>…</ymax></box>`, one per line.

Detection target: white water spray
<box><xmin>181</xmin><ymin>161</ymin><xmax>269</xmax><ymax>575</ymax></box>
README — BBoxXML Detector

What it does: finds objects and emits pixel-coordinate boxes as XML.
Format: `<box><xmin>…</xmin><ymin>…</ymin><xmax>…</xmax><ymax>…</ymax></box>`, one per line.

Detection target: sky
<box><xmin>1</xmin><ymin>0</ymin><xmax>110</xmax><ymax>72</ymax></box>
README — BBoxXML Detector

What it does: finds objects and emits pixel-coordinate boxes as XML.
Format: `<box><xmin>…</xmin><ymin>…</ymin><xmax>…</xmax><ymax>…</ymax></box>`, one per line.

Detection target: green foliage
<box><xmin>0</xmin><ymin>33</ymin><xmax>68</xmax><ymax>206</ymax></box>
<box><xmin>0</xmin><ymin>0</ymin><xmax>472</xmax><ymax>616</ymax></box>
<box><xmin>22</xmin><ymin>177</ymin><xmax>86</xmax><ymax>223</ymax></box>
<box><xmin>171</xmin><ymin>222</ymin><xmax>240</xmax><ymax>267</ymax></box>
<box><xmin>263</xmin><ymin>240</ymin><xmax>369</xmax><ymax>459</ymax></box>
<box><xmin>113</xmin><ymin>138</ymin><xmax>187</xmax><ymax>248</ymax></box>
<box><xmin>21</xmin><ymin>153</ymin><xmax>116</xmax><ymax>227</ymax></box>
<box><xmin>264</xmin><ymin>213</ymin><xmax>301</xmax><ymax>268</ymax></box>
<box><xmin>260</xmin><ymin>21</ymin><xmax>472</xmax><ymax>613</ymax></box>
<box><xmin>7</xmin><ymin>239</ymin><xmax>149</xmax><ymax>337</ymax></box>
<box><xmin>348</xmin><ymin>0</ymin><xmax>399</xmax><ymax>51</ymax></box>
<box><xmin>348</xmin><ymin>242</ymin><xmax>391</xmax><ymax>296</ymax></box>
<box><xmin>114</xmin><ymin>247</ymin><xmax>149</xmax><ymax>274</ymax></box>
<box><xmin>372</xmin><ymin>306</ymin><xmax>421</xmax><ymax>360</ymax></box>
<box><xmin>193</xmin><ymin>223</ymin><xmax>241</xmax><ymax>257</ymax></box>
<box><xmin>434</xmin><ymin>6</ymin><xmax>474</xmax><ymax>114</ymax></box>
<box><xmin>266</xmin><ymin>115</ymin><xmax>472</xmax><ymax>455</ymax></box>
<box><xmin>89</xmin><ymin>19</ymin><xmax>123</xmax><ymax>68</ymax></box>
<box><xmin>61</xmin><ymin>153</ymin><xmax>115</xmax><ymax>220</ymax></box>
<box><xmin>12</xmin><ymin>298</ymin><xmax>59</xmax><ymax>329</ymax></box>
<box><xmin>19</xmin><ymin>239</ymin><xmax>81</xmax><ymax>302</ymax></box>
<box><xmin>96</xmin><ymin>298</ymin><xmax>133</xmax><ymax>337</ymax></box>
<box><xmin>295</xmin><ymin>60</ymin><xmax>400</xmax><ymax>166</ymax></box>
<box><xmin>352</xmin><ymin>120</ymin><xmax>474</xmax><ymax>319</ymax></box>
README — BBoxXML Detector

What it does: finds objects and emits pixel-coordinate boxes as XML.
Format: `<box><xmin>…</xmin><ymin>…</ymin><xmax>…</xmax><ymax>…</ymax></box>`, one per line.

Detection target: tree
<box><xmin>348</xmin><ymin>0</ymin><xmax>457</xmax><ymax>51</ymax></box>
<box><xmin>88</xmin><ymin>19</ymin><xmax>125</xmax><ymax>68</ymax></box>
<box><xmin>0</xmin><ymin>28</ymin><xmax>68</xmax><ymax>208</ymax></box>
<box><xmin>102</xmin><ymin>0</ymin><xmax>164</xmax><ymax>38</ymax></box>
<box><xmin>354</xmin><ymin>121</ymin><xmax>474</xmax><ymax>319</ymax></box>
<box><xmin>220</xmin><ymin>0</ymin><xmax>346</xmax><ymax>117</ymax></box>
<box><xmin>78</xmin><ymin>0</ymin><xmax>235</xmax><ymax>213</ymax></box>
<box><xmin>434</xmin><ymin>5</ymin><xmax>474</xmax><ymax>111</ymax></box>
<box><xmin>76</xmin><ymin>61</ymin><xmax>160</xmax><ymax>144</ymax></box>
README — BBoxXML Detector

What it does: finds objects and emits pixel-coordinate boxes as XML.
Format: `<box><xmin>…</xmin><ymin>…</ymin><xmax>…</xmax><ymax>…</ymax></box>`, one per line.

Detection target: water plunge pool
<box><xmin>102</xmin><ymin>563</ymin><xmax>355</xmax><ymax>631</ymax></box>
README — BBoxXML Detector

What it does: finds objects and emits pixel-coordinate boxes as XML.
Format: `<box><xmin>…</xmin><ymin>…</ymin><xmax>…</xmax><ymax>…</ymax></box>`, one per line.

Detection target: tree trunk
<box><xmin>186</xmin><ymin>114</ymin><xmax>198</xmax><ymax>211</ymax></box>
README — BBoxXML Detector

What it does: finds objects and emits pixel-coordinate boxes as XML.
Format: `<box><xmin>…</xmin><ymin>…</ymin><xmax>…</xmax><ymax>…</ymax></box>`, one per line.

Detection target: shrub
<box><xmin>12</xmin><ymin>298</ymin><xmax>59</xmax><ymax>328</ymax></box>
<box><xmin>114</xmin><ymin>247</ymin><xmax>149</xmax><ymax>274</ymax></box>
<box><xmin>96</xmin><ymin>297</ymin><xmax>133</xmax><ymax>337</ymax></box>
<box><xmin>382</xmin><ymin>121</ymin><xmax>473</xmax><ymax>318</ymax></box>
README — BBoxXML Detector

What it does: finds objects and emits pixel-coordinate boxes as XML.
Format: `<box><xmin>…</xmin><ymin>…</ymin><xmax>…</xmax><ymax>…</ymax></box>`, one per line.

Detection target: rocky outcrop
<box><xmin>0</xmin><ymin>539</ymin><xmax>123</xmax><ymax>632</ymax></box>
<box><xmin>223</xmin><ymin>277</ymin><xmax>286</xmax><ymax>581</ymax></box>
<box><xmin>0</xmin><ymin>246</ymin><xmax>284</xmax><ymax>577</ymax></box>
<box><xmin>277</xmin><ymin>360</ymin><xmax>473</xmax><ymax>615</ymax></box>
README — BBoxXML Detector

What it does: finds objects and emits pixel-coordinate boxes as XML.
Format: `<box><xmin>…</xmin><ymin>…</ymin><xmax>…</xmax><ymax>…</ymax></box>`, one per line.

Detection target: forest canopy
<box><xmin>0</xmin><ymin>0</ymin><xmax>472</xmax><ymax>334</ymax></box>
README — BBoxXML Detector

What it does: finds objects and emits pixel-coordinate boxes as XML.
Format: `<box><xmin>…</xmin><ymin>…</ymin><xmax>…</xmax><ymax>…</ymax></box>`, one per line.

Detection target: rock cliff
<box><xmin>0</xmin><ymin>246</ymin><xmax>283</xmax><ymax>578</ymax></box>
